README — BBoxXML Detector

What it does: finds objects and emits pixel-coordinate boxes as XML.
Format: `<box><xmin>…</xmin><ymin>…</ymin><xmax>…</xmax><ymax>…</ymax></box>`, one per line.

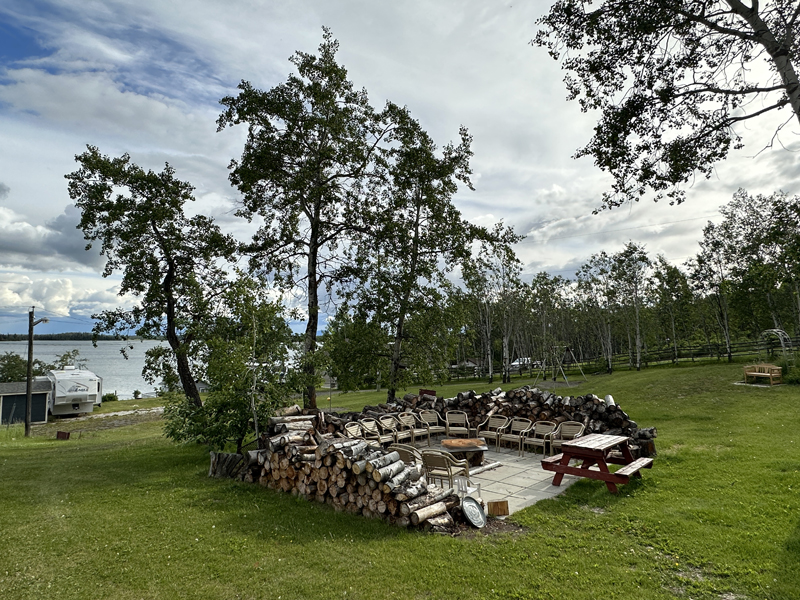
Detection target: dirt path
<box><xmin>33</xmin><ymin>406</ymin><xmax>165</xmax><ymax>437</ymax></box>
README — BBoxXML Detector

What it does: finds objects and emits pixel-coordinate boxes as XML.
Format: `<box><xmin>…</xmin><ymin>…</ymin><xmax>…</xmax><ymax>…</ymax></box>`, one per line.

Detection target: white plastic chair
<box><xmin>454</xmin><ymin>475</ymin><xmax>481</xmax><ymax>500</ymax></box>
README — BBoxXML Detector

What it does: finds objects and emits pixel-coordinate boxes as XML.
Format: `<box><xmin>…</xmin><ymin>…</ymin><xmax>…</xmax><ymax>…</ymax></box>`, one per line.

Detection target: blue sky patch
<box><xmin>0</xmin><ymin>21</ymin><xmax>51</xmax><ymax>63</ymax></box>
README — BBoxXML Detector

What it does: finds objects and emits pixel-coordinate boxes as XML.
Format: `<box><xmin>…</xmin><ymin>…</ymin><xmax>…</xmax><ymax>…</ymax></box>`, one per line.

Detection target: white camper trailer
<box><xmin>47</xmin><ymin>367</ymin><xmax>103</xmax><ymax>416</ymax></box>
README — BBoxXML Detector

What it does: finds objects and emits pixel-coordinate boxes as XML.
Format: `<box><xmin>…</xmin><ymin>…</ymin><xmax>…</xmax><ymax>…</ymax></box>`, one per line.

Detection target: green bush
<box><xmin>102</xmin><ymin>392</ymin><xmax>118</xmax><ymax>402</ymax></box>
<box><xmin>783</xmin><ymin>370</ymin><xmax>800</xmax><ymax>385</ymax></box>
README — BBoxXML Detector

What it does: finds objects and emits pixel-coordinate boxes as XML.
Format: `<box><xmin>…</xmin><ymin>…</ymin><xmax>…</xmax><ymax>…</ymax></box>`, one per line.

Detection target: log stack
<box><xmin>236</xmin><ymin>414</ymin><xmax>461</xmax><ymax>532</ymax></box>
<box><xmin>315</xmin><ymin>386</ymin><xmax>657</xmax><ymax>457</ymax></box>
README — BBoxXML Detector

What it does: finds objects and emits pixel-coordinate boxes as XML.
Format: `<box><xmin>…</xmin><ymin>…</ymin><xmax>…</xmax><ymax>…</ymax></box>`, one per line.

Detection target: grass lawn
<box><xmin>93</xmin><ymin>396</ymin><xmax>167</xmax><ymax>414</ymax></box>
<box><xmin>1</xmin><ymin>362</ymin><xmax>798</xmax><ymax>599</ymax></box>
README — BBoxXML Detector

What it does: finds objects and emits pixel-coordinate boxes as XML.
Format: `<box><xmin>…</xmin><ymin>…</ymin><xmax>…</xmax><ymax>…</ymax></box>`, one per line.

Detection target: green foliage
<box><xmin>0</xmin><ymin>351</ymin><xmax>52</xmax><ymax>383</ymax></box>
<box><xmin>161</xmin><ymin>391</ymin><xmax>208</xmax><ymax>444</ymax></box>
<box><xmin>162</xmin><ymin>277</ymin><xmax>296</xmax><ymax>451</ymax></box>
<box><xmin>218</xmin><ymin>28</ymin><xmax>389</xmax><ymax>408</ymax></box>
<box><xmin>101</xmin><ymin>392</ymin><xmax>119</xmax><ymax>402</ymax></box>
<box><xmin>322</xmin><ymin>308</ymin><xmax>389</xmax><ymax>392</ymax></box>
<box><xmin>340</xmin><ymin>106</ymin><xmax>509</xmax><ymax>399</ymax></box>
<box><xmin>52</xmin><ymin>349</ymin><xmax>85</xmax><ymax>369</ymax></box>
<box><xmin>66</xmin><ymin>146</ymin><xmax>236</xmax><ymax>407</ymax></box>
<box><xmin>143</xmin><ymin>344</ymin><xmax>181</xmax><ymax>394</ymax></box>
<box><xmin>784</xmin><ymin>370</ymin><xmax>800</xmax><ymax>385</ymax></box>
<box><xmin>462</xmin><ymin>223</ymin><xmax>524</xmax><ymax>383</ymax></box>
<box><xmin>534</xmin><ymin>1</ymin><xmax>800</xmax><ymax>208</ymax></box>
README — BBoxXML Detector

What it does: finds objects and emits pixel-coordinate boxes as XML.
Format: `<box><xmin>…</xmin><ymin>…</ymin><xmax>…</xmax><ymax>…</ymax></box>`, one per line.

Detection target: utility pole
<box><xmin>25</xmin><ymin>306</ymin><xmax>48</xmax><ymax>438</ymax></box>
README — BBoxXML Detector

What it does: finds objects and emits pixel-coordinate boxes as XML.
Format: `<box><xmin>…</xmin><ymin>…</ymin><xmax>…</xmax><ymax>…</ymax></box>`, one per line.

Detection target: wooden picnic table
<box><xmin>541</xmin><ymin>433</ymin><xmax>653</xmax><ymax>494</ymax></box>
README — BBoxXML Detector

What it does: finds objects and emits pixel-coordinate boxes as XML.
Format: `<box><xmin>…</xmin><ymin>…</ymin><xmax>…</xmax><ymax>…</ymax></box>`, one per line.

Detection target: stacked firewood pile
<box><xmin>233</xmin><ymin>414</ymin><xmax>462</xmax><ymax>532</ymax></box>
<box><xmin>209</xmin><ymin>385</ymin><xmax>657</xmax><ymax>531</ymax></box>
<box><xmin>316</xmin><ymin>385</ymin><xmax>657</xmax><ymax>457</ymax></box>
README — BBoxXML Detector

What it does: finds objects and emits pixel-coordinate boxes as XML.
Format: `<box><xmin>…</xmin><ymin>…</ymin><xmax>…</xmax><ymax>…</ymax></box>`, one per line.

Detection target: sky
<box><xmin>1</xmin><ymin>0</ymin><xmax>799</xmax><ymax>334</ymax></box>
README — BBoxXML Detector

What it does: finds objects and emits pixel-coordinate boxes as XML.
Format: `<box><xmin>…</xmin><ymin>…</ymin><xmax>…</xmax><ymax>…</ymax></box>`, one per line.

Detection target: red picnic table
<box><xmin>541</xmin><ymin>433</ymin><xmax>653</xmax><ymax>494</ymax></box>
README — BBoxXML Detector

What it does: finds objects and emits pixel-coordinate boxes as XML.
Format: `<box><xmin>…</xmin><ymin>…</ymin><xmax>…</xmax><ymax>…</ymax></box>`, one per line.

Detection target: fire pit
<box><xmin>441</xmin><ymin>437</ymin><xmax>488</xmax><ymax>467</ymax></box>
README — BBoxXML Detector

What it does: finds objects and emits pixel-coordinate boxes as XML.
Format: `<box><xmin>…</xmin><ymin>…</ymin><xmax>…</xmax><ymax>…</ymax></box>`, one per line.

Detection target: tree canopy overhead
<box><xmin>535</xmin><ymin>0</ymin><xmax>800</xmax><ymax>209</ymax></box>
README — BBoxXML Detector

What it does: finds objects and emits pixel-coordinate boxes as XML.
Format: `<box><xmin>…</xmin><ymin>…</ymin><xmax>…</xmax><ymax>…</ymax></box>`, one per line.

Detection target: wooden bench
<box><xmin>615</xmin><ymin>457</ymin><xmax>654</xmax><ymax>478</ymax></box>
<box><xmin>543</xmin><ymin>453</ymin><xmax>653</xmax><ymax>474</ymax></box>
<box><xmin>743</xmin><ymin>364</ymin><xmax>782</xmax><ymax>386</ymax></box>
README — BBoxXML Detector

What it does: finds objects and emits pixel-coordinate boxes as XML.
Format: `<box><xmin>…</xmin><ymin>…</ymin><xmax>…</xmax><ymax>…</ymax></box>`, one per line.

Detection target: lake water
<box><xmin>0</xmin><ymin>339</ymin><xmax>167</xmax><ymax>400</ymax></box>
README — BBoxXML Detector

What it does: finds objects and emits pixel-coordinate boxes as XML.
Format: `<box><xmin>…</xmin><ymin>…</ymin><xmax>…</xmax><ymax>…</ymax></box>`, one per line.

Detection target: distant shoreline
<box><xmin>0</xmin><ymin>332</ymin><xmax>152</xmax><ymax>342</ymax></box>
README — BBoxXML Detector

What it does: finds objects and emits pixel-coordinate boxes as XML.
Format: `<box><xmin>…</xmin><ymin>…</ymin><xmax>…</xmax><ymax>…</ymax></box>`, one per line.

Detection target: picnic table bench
<box><xmin>743</xmin><ymin>364</ymin><xmax>782</xmax><ymax>386</ymax></box>
<box><xmin>541</xmin><ymin>433</ymin><xmax>653</xmax><ymax>494</ymax></box>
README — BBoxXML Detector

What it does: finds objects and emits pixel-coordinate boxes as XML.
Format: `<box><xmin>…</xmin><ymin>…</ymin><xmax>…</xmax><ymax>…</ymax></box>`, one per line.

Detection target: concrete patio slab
<box><xmin>416</xmin><ymin>438</ymin><xmax>580</xmax><ymax>515</ymax></box>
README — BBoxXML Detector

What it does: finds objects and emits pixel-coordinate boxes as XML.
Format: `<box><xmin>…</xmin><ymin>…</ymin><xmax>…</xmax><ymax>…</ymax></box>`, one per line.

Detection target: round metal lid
<box><xmin>461</xmin><ymin>496</ymin><xmax>486</xmax><ymax>528</ymax></box>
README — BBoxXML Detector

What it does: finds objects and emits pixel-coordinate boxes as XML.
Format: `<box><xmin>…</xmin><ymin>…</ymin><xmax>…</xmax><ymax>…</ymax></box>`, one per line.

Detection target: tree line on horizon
<box><xmin>0</xmin><ymin>332</ymin><xmax>123</xmax><ymax>341</ymax></box>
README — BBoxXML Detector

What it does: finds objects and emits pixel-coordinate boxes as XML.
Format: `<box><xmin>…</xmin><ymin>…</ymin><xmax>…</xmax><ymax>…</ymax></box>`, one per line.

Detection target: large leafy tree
<box><xmin>515</xmin><ymin>273</ymin><xmax>569</xmax><ymax>375</ymax></box>
<box><xmin>575</xmin><ymin>251</ymin><xmax>618</xmax><ymax>372</ymax></box>
<box><xmin>535</xmin><ymin>0</ymin><xmax>800</xmax><ymax>208</ymax></box>
<box><xmin>322</xmin><ymin>307</ymin><xmax>389</xmax><ymax>392</ymax></box>
<box><xmin>66</xmin><ymin>146</ymin><xmax>236</xmax><ymax>407</ymax></box>
<box><xmin>688</xmin><ymin>223</ymin><xmax>735</xmax><ymax>361</ymax></box>
<box><xmin>348</xmin><ymin>107</ymin><xmax>505</xmax><ymax>400</ymax></box>
<box><xmin>0</xmin><ymin>352</ymin><xmax>52</xmax><ymax>383</ymax></box>
<box><xmin>462</xmin><ymin>224</ymin><xmax>524</xmax><ymax>384</ymax></box>
<box><xmin>218</xmin><ymin>29</ymin><xmax>391</xmax><ymax>409</ymax></box>
<box><xmin>697</xmin><ymin>189</ymin><xmax>800</xmax><ymax>334</ymax></box>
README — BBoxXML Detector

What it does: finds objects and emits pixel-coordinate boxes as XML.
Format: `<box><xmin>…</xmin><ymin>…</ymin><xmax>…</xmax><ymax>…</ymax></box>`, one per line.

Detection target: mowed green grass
<box><xmin>1</xmin><ymin>362</ymin><xmax>798</xmax><ymax>599</ymax></box>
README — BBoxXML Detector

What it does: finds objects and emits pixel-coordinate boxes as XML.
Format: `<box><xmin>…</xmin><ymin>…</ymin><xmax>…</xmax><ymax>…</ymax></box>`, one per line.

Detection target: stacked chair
<box><xmin>496</xmin><ymin>417</ymin><xmax>533</xmax><ymax>455</ymax></box>
<box><xmin>522</xmin><ymin>420</ymin><xmax>557</xmax><ymax>456</ymax></box>
<box><xmin>547</xmin><ymin>421</ymin><xmax>585</xmax><ymax>455</ymax></box>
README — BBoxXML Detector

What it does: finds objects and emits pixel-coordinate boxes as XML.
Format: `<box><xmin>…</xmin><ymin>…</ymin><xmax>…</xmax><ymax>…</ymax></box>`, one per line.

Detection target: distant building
<box><xmin>0</xmin><ymin>378</ymin><xmax>51</xmax><ymax>425</ymax></box>
<box><xmin>0</xmin><ymin>366</ymin><xmax>104</xmax><ymax>425</ymax></box>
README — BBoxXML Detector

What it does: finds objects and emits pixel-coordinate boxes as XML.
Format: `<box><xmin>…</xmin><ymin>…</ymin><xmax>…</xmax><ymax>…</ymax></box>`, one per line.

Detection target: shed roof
<box><xmin>0</xmin><ymin>378</ymin><xmax>53</xmax><ymax>396</ymax></box>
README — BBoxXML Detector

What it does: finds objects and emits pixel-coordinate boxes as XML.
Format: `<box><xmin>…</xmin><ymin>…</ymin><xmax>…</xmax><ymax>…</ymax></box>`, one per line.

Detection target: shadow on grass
<box><xmin>196</xmin><ymin>476</ymin><xmax>407</xmax><ymax>546</ymax></box>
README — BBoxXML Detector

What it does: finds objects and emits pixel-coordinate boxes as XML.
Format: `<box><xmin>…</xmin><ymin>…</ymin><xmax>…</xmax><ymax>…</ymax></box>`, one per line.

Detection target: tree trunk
<box><xmin>163</xmin><ymin>262</ymin><xmax>201</xmax><ymax>407</ymax></box>
<box><xmin>669</xmin><ymin>307</ymin><xmax>678</xmax><ymax>364</ymax></box>
<box><xmin>387</xmin><ymin>193</ymin><xmax>422</xmax><ymax>404</ymax></box>
<box><xmin>634</xmin><ymin>290</ymin><xmax>642</xmax><ymax>372</ymax></box>
<box><xmin>714</xmin><ymin>291</ymin><xmax>733</xmax><ymax>362</ymax></box>
<box><xmin>304</xmin><ymin>228</ymin><xmax>320</xmax><ymax>409</ymax></box>
<box><xmin>728</xmin><ymin>0</ymin><xmax>800</xmax><ymax>124</ymax></box>
<box><xmin>502</xmin><ymin>329</ymin><xmax>510</xmax><ymax>384</ymax></box>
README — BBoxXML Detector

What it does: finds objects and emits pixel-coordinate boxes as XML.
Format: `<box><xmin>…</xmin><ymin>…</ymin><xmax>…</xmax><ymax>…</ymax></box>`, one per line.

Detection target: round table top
<box><xmin>441</xmin><ymin>437</ymin><xmax>488</xmax><ymax>452</ymax></box>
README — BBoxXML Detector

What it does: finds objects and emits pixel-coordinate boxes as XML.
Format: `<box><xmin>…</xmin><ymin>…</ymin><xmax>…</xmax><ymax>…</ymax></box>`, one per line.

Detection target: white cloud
<box><xmin>1</xmin><ymin>0</ymin><xmax>799</xmax><ymax>332</ymax></box>
<box><xmin>0</xmin><ymin>205</ymin><xmax>104</xmax><ymax>272</ymax></box>
<box><xmin>0</xmin><ymin>68</ymin><xmax>217</xmax><ymax>150</ymax></box>
<box><xmin>0</xmin><ymin>270</ymin><xmax>126</xmax><ymax>322</ymax></box>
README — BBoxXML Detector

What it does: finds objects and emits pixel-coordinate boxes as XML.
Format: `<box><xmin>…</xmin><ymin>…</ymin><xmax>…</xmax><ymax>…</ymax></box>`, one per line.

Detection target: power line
<box><xmin>0</xmin><ymin>306</ymin><xmax>95</xmax><ymax>325</ymax></box>
<box><xmin>34</xmin><ymin>307</ymin><xmax>95</xmax><ymax>323</ymax></box>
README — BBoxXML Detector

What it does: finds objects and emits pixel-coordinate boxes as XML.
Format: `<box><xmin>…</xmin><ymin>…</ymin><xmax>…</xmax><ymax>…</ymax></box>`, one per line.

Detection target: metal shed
<box><xmin>0</xmin><ymin>378</ymin><xmax>51</xmax><ymax>425</ymax></box>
